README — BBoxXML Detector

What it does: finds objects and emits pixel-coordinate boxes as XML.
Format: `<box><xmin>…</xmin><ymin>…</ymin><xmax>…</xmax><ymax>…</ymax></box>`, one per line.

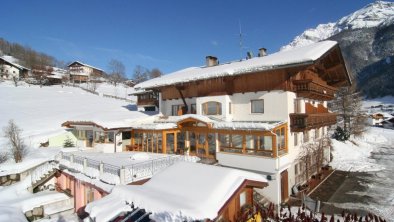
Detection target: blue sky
<box><xmin>1</xmin><ymin>1</ymin><xmax>377</xmax><ymax>78</ymax></box>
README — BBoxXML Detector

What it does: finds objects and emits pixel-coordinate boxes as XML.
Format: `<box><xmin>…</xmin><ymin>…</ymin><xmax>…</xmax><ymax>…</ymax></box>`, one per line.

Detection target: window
<box><xmin>251</xmin><ymin>99</ymin><xmax>264</xmax><ymax>113</ymax></box>
<box><xmin>276</xmin><ymin>127</ymin><xmax>285</xmax><ymax>150</ymax></box>
<box><xmin>202</xmin><ymin>101</ymin><xmax>222</xmax><ymax>115</ymax></box>
<box><xmin>239</xmin><ymin>191</ymin><xmax>247</xmax><ymax>207</ymax></box>
<box><xmin>122</xmin><ymin>132</ymin><xmax>131</xmax><ymax>140</ymax></box>
<box><xmin>190</xmin><ymin>104</ymin><xmax>196</xmax><ymax>114</ymax></box>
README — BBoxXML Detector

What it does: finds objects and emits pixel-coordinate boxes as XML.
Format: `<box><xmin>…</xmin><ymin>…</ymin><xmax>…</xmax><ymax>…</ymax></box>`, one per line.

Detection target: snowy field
<box><xmin>0</xmin><ymin>81</ymin><xmax>143</xmax><ymax>148</ymax></box>
<box><xmin>77</xmin><ymin>82</ymin><xmax>137</xmax><ymax>101</ymax></box>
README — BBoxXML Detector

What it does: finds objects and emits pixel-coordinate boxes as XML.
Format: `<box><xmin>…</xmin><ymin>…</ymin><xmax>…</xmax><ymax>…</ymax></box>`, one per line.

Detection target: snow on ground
<box><xmin>330</xmin><ymin>128</ymin><xmax>388</xmax><ymax>172</ymax></box>
<box><xmin>330</xmin><ymin>127</ymin><xmax>394</xmax><ymax>220</ymax></box>
<box><xmin>0</xmin><ymin>147</ymin><xmax>61</xmax><ymax>176</ymax></box>
<box><xmin>0</xmin><ymin>81</ymin><xmax>146</xmax><ymax>148</ymax></box>
<box><xmin>78</xmin><ymin>82</ymin><xmax>137</xmax><ymax>101</ymax></box>
<box><xmin>0</xmin><ymin>206</ymin><xmax>28</xmax><ymax>222</ymax></box>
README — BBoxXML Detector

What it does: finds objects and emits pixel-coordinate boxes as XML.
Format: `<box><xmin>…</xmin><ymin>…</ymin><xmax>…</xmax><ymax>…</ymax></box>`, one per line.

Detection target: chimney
<box><xmin>206</xmin><ymin>56</ymin><xmax>218</xmax><ymax>67</ymax></box>
<box><xmin>258</xmin><ymin>48</ymin><xmax>267</xmax><ymax>57</ymax></box>
<box><xmin>246</xmin><ymin>51</ymin><xmax>254</xmax><ymax>59</ymax></box>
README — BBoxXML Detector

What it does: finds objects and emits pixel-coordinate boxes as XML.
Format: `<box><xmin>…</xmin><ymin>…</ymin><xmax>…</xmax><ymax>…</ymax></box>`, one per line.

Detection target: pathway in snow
<box><xmin>319</xmin><ymin>128</ymin><xmax>394</xmax><ymax>220</ymax></box>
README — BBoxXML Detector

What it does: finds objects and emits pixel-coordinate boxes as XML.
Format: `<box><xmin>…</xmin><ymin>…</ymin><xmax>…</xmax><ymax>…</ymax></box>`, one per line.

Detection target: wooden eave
<box><xmin>61</xmin><ymin>121</ymin><xmax>131</xmax><ymax>131</ymax></box>
<box><xmin>176</xmin><ymin>117</ymin><xmax>213</xmax><ymax>129</ymax></box>
<box><xmin>216</xmin><ymin>179</ymin><xmax>268</xmax><ymax>218</ymax></box>
<box><xmin>314</xmin><ymin>45</ymin><xmax>351</xmax><ymax>87</ymax></box>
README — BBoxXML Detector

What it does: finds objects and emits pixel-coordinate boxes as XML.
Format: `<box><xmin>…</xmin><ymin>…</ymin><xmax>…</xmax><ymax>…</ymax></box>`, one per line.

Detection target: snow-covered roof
<box><xmin>62</xmin><ymin>110</ymin><xmax>156</xmax><ymax>130</ymax></box>
<box><xmin>153</xmin><ymin>114</ymin><xmax>285</xmax><ymax>131</ymax></box>
<box><xmin>0</xmin><ymin>56</ymin><xmax>30</xmax><ymax>71</ymax></box>
<box><xmin>67</xmin><ymin>61</ymin><xmax>104</xmax><ymax>72</ymax></box>
<box><xmin>135</xmin><ymin>41</ymin><xmax>338</xmax><ymax>89</ymax></box>
<box><xmin>85</xmin><ymin>162</ymin><xmax>268</xmax><ymax>222</ymax></box>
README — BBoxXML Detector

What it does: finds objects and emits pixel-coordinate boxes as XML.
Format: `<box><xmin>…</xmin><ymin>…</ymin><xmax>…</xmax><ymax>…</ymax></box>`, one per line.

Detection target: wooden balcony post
<box><xmin>272</xmin><ymin>135</ymin><xmax>277</xmax><ymax>158</ymax></box>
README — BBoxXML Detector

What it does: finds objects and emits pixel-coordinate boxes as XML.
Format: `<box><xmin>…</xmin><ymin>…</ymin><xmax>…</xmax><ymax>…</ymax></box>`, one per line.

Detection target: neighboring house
<box><xmin>46</xmin><ymin>67</ymin><xmax>68</xmax><ymax>84</ymax></box>
<box><xmin>130</xmin><ymin>89</ymin><xmax>159</xmax><ymax>111</ymax></box>
<box><xmin>67</xmin><ymin>61</ymin><xmax>104</xmax><ymax>83</ymax></box>
<box><xmin>84</xmin><ymin>161</ymin><xmax>268</xmax><ymax>222</ymax></box>
<box><xmin>130</xmin><ymin>40</ymin><xmax>351</xmax><ymax>205</ymax></box>
<box><xmin>367</xmin><ymin>112</ymin><xmax>393</xmax><ymax>126</ymax></box>
<box><xmin>0</xmin><ymin>56</ymin><xmax>30</xmax><ymax>79</ymax></box>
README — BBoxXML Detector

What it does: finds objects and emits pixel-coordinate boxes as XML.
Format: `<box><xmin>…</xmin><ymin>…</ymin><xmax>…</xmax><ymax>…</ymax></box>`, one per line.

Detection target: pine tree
<box><xmin>63</xmin><ymin>136</ymin><xmax>74</xmax><ymax>148</ymax></box>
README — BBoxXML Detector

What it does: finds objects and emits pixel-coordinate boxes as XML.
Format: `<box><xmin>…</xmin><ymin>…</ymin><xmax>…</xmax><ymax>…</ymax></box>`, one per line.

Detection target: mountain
<box><xmin>281</xmin><ymin>1</ymin><xmax>394</xmax><ymax>98</ymax></box>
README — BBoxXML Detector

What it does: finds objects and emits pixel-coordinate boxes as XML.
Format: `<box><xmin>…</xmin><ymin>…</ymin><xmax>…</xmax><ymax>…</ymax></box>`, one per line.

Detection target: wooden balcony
<box><xmin>290</xmin><ymin>113</ymin><xmax>337</xmax><ymax>132</ymax></box>
<box><xmin>293</xmin><ymin>79</ymin><xmax>336</xmax><ymax>100</ymax></box>
<box><xmin>137</xmin><ymin>98</ymin><xmax>158</xmax><ymax>107</ymax></box>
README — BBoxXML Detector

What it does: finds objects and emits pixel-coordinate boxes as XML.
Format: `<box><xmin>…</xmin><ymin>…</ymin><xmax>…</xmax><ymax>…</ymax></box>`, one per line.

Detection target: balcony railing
<box><xmin>293</xmin><ymin>80</ymin><xmax>336</xmax><ymax>100</ymax></box>
<box><xmin>290</xmin><ymin>113</ymin><xmax>337</xmax><ymax>132</ymax></box>
<box><xmin>58</xmin><ymin>152</ymin><xmax>199</xmax><ymax>185</ymax></box>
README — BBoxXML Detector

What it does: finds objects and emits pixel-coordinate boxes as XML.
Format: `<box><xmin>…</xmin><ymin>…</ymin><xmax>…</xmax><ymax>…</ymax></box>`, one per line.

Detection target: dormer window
<box><xmin>202</xmin><ymin>101</ymin><xmax>222</xmax><ymax>115</ymax></box>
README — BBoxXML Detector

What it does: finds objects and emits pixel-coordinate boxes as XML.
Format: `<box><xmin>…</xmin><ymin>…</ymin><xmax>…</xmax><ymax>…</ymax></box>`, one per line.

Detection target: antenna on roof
<box><xmin>239</xmin><ymin>20</ymin><xmax>243</xmax><ymax>61</ymax></box>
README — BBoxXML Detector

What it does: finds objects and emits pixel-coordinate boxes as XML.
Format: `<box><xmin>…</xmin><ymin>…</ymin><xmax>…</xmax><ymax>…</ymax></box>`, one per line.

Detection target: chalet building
<box><xmin>0</xmin><ymin>56</ymin><xmax>30</xmax><ymax>79</ymax></box>
<box><xmin>130</xmin><ymin>40</ymin><xmax>351</xmax><ymax>205</ymax></box>
<box><xmin>67</xmin><ymin>61</ymin><xmax>104</xmax><ymax>83</ymax></box>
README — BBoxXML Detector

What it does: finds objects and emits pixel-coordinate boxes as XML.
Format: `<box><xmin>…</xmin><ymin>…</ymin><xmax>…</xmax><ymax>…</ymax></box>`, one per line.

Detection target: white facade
<box><xmin>160</xmin><ymin>90</ymin><xmax>330</xmax><ymax>205</ymax></box>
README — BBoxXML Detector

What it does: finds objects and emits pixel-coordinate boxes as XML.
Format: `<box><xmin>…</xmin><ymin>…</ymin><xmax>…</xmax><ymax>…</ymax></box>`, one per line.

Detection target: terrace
<box><xmin>58</xmin><ymin>151</ymin><xmax>199</xmax><ymax>186</ymax></box>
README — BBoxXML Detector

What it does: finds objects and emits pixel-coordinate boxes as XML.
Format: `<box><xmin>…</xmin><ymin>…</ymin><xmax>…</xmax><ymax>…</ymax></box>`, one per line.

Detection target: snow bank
<box><xmin>0</xmin><ymin>206</ymin><xmax>28</xmax><ymax>222</ymax></box>
<box><xmin>330</xmin><ymin>127</ymin><xmax>392</xmax><ymax>172</ymax></box>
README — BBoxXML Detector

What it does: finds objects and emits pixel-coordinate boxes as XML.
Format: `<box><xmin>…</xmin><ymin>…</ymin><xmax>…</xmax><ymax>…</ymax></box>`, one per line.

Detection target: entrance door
<box><xmin>281</xmin><ymin>170</ymin><xmax>289</xmax><ymax>203</ymax></box>
<box><xmin>166</xmin><ymin>133</ymin><xmax>175</xmax><ymax>154</ymax></box>
<box><xmin>197</xmin><ymin>133</ymin><xmax>207</xmax><ymax>157</ymax></box>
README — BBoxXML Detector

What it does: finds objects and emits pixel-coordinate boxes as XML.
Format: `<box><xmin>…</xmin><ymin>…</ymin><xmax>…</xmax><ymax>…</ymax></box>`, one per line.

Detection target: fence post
<box><xmin>99</xmin><ymin>161</ymin><xmax>104</xmax><ymax>177</ymax></box>
<box><xmin>83</xmin><ymin>158</ymin><xmax>87</xmax><ymax>174</ymax></box>
<box><xmin>70</xmin><ymin>154</ymin><xmax>74</xmax><ymax>164</ymax></box>
<box><xmin>120</xmin><ymin>166</ymin><xmax>125</xmax><ymax>185</ymax></box>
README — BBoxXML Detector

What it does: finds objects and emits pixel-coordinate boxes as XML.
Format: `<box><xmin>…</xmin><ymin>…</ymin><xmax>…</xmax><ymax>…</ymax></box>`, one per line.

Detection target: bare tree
<box><xmin>149</xmin><ymin>68</ymin><xmax>162</xmax><ymax>79</ymax></box>
<box><xmin>331</xmin><ymin>84</ymin><xmax>366</xmax><ymax>136</ymax></box>
<box><xmin>133</xmin><ymin>65</ymin><xmax>148</xmax><ymax>84</ymax></box>
<box><xmin>0</xmin><ymin>152</ymin><xmax>8</xmax><ymax>164</ymax></box>
<box><xmin>108</xmin><ymin>59</ymin><xmax>126</xmax><ymax>86</ymax></box>
<box><xmin>3</xmin><ymin>119</ymin><xmax>28</xmax><ymax>163</ymax></box>
<box><xmin>296</xmin><ymin>135</ymin><xmax>331</xmax><ymax>184</ymax></box>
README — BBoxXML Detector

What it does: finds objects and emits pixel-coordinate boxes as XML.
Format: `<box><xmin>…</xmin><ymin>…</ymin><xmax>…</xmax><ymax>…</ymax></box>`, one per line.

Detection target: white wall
<box><xmin>231</xmin><ymin>91</ymin><xmax>296</xmax><ymax>122</ymax></box>
<box><xmin>1</xmin><ymin>64</ymin><xmax>20</xmax><ymax>79</ymax></box>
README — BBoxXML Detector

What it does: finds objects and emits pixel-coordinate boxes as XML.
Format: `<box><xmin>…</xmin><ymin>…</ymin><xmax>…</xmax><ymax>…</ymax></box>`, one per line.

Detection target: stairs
<box><xmin>30</xmin><ymin>161</ymin><xmax>58</xmax><ymax>192</ymax></box>
<box><xmin>254</xmin><ymin>189</ymin><xmax>272</xmax><ymax>209</ymax></box>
